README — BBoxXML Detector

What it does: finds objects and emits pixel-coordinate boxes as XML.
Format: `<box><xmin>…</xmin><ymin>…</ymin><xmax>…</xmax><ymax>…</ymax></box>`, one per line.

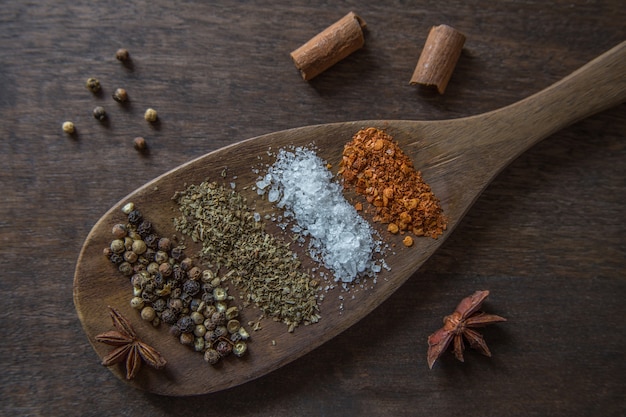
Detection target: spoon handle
<box><xmin>492</xmin><ymin>41</ymin><xmax>626</xmax><ymax>153</ymax></box>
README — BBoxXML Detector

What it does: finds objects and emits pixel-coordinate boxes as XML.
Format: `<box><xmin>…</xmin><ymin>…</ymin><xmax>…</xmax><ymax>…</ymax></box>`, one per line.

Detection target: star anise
<box><xmin>95</xmin><ymin>306</ymin><xmax>167</xmax><ymax>380</ymax></box>
<box><xmin>427</xmin><ymin>290</ymin><xmax>506</xmax><ymax>369</ymax></box>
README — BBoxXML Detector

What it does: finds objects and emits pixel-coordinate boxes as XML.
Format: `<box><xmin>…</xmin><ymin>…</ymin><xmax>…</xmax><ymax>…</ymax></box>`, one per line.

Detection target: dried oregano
<box><xmin>173</xmin><ymin>181</ymin><xmax>320</xmax><ymax>331</ymax></box>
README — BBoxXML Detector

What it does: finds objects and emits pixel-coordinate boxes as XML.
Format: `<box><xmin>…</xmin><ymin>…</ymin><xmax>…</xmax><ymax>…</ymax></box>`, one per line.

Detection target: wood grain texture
<box><xmin>1</xmin><ymin>0</ymin><xmax>624</xmax><ymax>415</ymax></box>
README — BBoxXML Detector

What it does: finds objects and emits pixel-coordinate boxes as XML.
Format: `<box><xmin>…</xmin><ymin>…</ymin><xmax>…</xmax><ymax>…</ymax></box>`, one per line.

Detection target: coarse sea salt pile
<box><xmin>256</xmin><ymin>146</ymin><xmax>382</xmax><ymax>283</ymax></box>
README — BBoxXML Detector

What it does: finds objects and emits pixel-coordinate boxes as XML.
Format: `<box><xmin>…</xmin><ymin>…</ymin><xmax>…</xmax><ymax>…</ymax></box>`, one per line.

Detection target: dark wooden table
<box><xmin>1</xmin><ymin>1</ymin><xmax>624</xmax><ymax>416</ymax></box>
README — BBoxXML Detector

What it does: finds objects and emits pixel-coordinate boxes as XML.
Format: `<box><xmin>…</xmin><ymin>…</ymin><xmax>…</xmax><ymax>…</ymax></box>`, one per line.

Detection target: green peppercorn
<box><xmin>62</xmin><ymin>121</ymin><xmax>75</xmax><ymax>134</ymax></box>
<box><xmin>201</xmin><ymin>269</ymin><xmax>214</xmax><ymax>283</ymax></box>
<box><xmin>194</xmin><ymin>337</ymin><xmax>205</xmax><ymax>352</ymax></box>
<box><xmin>86</xmin><ymin>78</ymin><xmax>101</xmax><ymax>93</ymax></box>
<box><xmin>113</xmin><ymin>88</ymin><xmax>128</xmax><ymax>103</ymax></box>
<box><xmin>233</xmin><ymin>341</ymin><xmax>247</xmax><ymax>357</ymax></box>
<box><xmin>144</xmin><ymin>108</ymin><xmax>158</xmax><ymax>122</ymax></box>
<box><xmin>131</xmin><ymin>239</ymin><xmax>147</xmax><ymax>255</ymax></box>
<box><xmin>130</xmin><ymin>296</ymin><xmax>144</xmax><ymax>310</ymax></box>
<box><xmin>121</xmin><ymin>202</ymin><xmax>135</xmax><ymax>214</ymax></box>
<box><xmin>147</xmin><ymin>262</ymin><xmax>159</xmax><ymax>275</ymax></box>
<box><xmin>237</xmin><ymin>326</ymin><xmax>250</xmax><ymax>340</ymax></box>
<box><xmin>141</xmin><ymin>306</ymin><xmax>156</xmax><ymax>321</ymax></box>
<box><xmin>227</xmin><ymin>319</ymin><xmax>240</xmax><ymax>334</ymax></box>
<box><xmin>115</xmin><ymin>48</ymin><xmax>130</xmax><ymax>62</ymax></box>
<box><xmin>225</xmin><ymin>306</ymin><xmax>239</xmax><ymax>320</ymax></box>
<box><xmin>110</xmin><ymin>239</ymin><xmax>125</xmax><ymax>254</ymax></box>
<box><xmin>190</xmin><ymin>311</ymin><xmax>205</xmax><ymax>325</ymax></box>
<box><xmin>213</xmin><ymin>287</ymin><xmax>227</xmax><ymax>301</ymax></box>
<box><xmin>93</xmin><ymin>106</ymin><xmax>106</xmax><ymax>121</ymax></box>
<box><xmin>194</xmin><ymin>324</ymin><xmax>207</xmax><ymax>338</ymax></box>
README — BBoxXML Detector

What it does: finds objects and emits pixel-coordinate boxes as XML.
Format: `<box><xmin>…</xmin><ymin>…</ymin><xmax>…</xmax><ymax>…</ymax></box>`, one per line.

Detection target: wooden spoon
<box><xmin>74</xmin><ymin>41</ymin><xmax>625</xmax><ymax>396</ymax></box>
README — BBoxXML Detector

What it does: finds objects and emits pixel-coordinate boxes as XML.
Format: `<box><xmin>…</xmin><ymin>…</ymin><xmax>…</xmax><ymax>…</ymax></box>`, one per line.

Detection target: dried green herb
<box><xmin>173</xmin><ymin>181</ymin><xmax>320</xmax><ymax>331</ymax></box>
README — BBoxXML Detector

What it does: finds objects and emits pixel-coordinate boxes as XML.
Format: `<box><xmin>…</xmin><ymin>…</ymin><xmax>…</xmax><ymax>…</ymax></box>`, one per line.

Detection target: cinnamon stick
<box><xmin>410</xmin><ymin>25</ymin><xmax>466</xmax><ymax>94</ymax></box>
<box><xmin>291</xmin><ymin>12</ymin><xmax>367</xmax><ymax>81</ymax></box>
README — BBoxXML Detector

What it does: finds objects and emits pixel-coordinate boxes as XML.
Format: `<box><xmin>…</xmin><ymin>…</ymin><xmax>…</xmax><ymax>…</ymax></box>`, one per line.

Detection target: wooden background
<box><xmin>1</xmin><ymin>0</ymin><xmax>624</xmax><ymax>416</ymax></box>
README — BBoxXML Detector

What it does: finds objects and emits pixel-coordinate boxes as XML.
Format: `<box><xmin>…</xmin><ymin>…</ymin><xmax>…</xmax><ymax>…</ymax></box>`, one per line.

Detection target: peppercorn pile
<box><xmin>339</xmin><ymin>127</ymin><xmax>447</xmax><ymax>240</ymax></box>
<box><xmin>103</xmin><ymin>203</ymin><xmax>249</xmax><ymax>365</ymax></box>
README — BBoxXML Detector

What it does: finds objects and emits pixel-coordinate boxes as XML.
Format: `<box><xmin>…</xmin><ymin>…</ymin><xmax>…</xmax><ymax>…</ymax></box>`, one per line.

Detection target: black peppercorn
<box><xmin>213</xmin><ymin>325</ymin><xmax>227</xmax><ymax>338</ymax></box>
<box><xmin>144</xmin><ymin>234</ymin><xmax>159</xmax><ymax>249</ymax></box>
<box><xmin>177</xmin><ymin>316</ymin><xmax>195</xmax><ymax>333</ymax></box>
<box><xmin>168</xmin><ymin>297</ymin><xmax>183</xmax><ymax>312</ymax></box>
<box><xmin>127</xmin><ymin>210</ymin><xmax>143</xmax><ymax>225</ymax></box>
<box><xmin>189</xmin><ymin>298</ymin><xmax>201</xmax><ymax>312</ymax></box>
<box><xmin>180</xmin><ymin>257</ymin><xmax>193</xmax><ymax>271</ymax></box>
<box><xmin>93</xmin><ymin>106</ymin><xmax>107</xmax><ymax>121</ymax></box>
<box><xmin>201</xmin><ymin>291</ymin><xmax>215</xmax><ymax>304</ymax></box>
<box><xmin>170</xmin><ymin>246</ymin><xmax>185</xmax><ymax>261</ymax></box>
<box><xmin>109</xmin><ymin>253</ymin><xmax>124</xmax><ymax>265</ymax></box>
<box><xmin>161</xmin><ymin>308</ymin><xmax>178</xmax><ymax>325</ymax></box>
<box><xmin>137</xmin><ymin>220</ymin><xmax>153</xmax><ymax>237</ymax></box>
<box><xmin>173</xmin><ymin>267</ymin><xmax>186</xmax><ymax>283</ymax></box>
<box><xmin>212</xmin><ymin>312</ymin><xmax>226</xmax><ymax>326</ymax></box>
<box><xmin>153</xmin><ymin>272</ymin><xmax>164</xmax><ymax>287</ymax></box>
<box><xmin>182</xmin><ymin>279</ymin><xmax>201</xmax><ymax>296</ymax></box>
<box><xmin>215</xmin><ymin>340</ymin><xmax>232</xmax><ymax>357</ymax></box>
<box><xmin>152</xmin><ymin>298</ymin><xmax>167</xmax><ymax>312</ymax></box>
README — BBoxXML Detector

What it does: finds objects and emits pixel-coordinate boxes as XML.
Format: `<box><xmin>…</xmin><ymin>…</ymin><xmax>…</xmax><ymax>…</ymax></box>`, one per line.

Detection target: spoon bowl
<box><xmin>74</xmin><ymin>42</ymin><xmax>625</xmax><ymax>396</ymax></box>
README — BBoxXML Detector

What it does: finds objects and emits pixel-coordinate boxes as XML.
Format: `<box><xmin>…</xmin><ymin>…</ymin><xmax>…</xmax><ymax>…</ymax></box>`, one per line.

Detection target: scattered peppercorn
<box><xmin>86</xmin><ymin>77</ymin><xmax>101</xmax><ymax>93</ymax></box>
<box><xmin>132</xmin><ymin>136</ymin><xmax>147</xmax><ymax>152</ymax></box>
<box><xmin>93</xmin><ymin>106</ymin><xmax>107</xmax><ymax>121</ymax></box>
<box><xmin>144</xmin><ymin>108</ymin><xmax>158</xmax><ymax>122</ymax></box>
<box><xmin>115</xmin><ymin>48</ymin><xmax>130</xmax><ymax>62</ymax></box>
<box><xmin>62</xmin><ymin>121</ymin><xmax>75</xmax><ymax>134</ymax></box>
<box><xmin>112</xmin><ymin>88</ymin><xmax>128</xmax><ymax>103</ymax></box>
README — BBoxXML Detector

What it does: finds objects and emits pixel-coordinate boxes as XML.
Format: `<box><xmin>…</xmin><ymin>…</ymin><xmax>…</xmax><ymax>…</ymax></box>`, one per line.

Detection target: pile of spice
<box><xmin>339</xmin><ymin>127</ymin><xmax>447</xmax><ymax>241</ymax></box>
<box><xmin>173</xmin><ymin>181</ymin><xmax>320</xmax><ymax>332</ymax></box>
<box><xmin>103</xmin><ymin>203</ymin><xmax>249</xmax><ymax>365</ymax></box>
<box><xmin>256</xmin><ymin>146</ymin><xmax>383</xmax><ymax>283</ymax></box>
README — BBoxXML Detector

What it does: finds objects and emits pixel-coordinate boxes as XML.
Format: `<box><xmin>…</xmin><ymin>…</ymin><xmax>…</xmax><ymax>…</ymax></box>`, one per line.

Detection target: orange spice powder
<box><xmin>339</xmin><ymin>127</ymin><xmax>447</xmax><ymax>239</ymax></box>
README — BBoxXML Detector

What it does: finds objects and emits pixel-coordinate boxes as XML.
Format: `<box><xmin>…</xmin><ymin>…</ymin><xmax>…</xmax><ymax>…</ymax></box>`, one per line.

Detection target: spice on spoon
<box><xmin>256</xmin><ymin>146</ymin><xmax>384</xmax><ymax>283</ymax></box>
<box><xmin>427</xmin><ymin>290</ymin><xmax>507</xmax><ymax>369</ymax></box>
<box><xmin>173</xmin><ymin>181</ymin><xmax>320</xmax><ymax>332</ymax></box>
<box><xmin>104</xmin><ymin>205</ymin><xmax>250</xmax><ymax>366</ymax></box>
<box><xmin>339</xmin><ymin>127</ymin><xmax>447</xmax><ymax>239</ymax></box>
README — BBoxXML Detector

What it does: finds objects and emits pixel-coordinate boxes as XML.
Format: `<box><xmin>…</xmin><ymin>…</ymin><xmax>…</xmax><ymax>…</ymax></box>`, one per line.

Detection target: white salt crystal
<box><xmin>260</xmin><ymin>146</ymin><xmax>380</xmax><ymax>283</ymax></box>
